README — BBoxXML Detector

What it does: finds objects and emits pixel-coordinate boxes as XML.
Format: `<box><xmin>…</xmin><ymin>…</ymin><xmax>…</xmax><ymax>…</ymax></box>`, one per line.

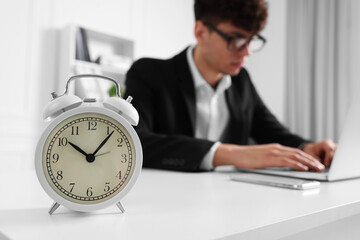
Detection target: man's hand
<box><xmin>213</xmin><ymin>143</ymin><xmax>326</xmax><ymax>172</ymax></box>
<box><xmin>302</xmin><ymin>139</ymin><xmax>337</xmax><ymax>168</ymax></box>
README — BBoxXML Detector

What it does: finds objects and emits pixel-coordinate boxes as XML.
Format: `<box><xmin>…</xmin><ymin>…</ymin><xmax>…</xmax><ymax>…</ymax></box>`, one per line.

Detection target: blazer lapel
<box><xmin>225</xmin><ymin>81</ymin><xmax>242</xmax><ymax>123</ymax></box>
<box><xmin>174</xmin><ymin>48</ymin><xmax>196</xmax><ymax>134</ymax></box>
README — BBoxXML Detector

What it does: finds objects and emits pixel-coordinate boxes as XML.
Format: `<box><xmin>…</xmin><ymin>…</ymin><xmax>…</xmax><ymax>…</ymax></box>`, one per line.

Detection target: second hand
<box><xmin>95</xmin><ymin>151</ymin><xmax>111</xmax><ymax>157</ymax></box>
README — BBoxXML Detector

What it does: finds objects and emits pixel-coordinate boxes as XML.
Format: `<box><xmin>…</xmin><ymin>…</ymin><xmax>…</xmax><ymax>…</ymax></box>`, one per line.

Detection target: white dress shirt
<box><xmin>186</xmin><ymin>46</ymin><xmax>232</xmax><ymax>170</ymax></box>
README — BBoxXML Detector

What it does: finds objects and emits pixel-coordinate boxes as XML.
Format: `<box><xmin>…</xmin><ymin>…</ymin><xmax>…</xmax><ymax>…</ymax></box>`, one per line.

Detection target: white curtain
<box><xmin>285</xmin><ymin>0</ymin><xmax>360</xmax><ymax>142</ymax></box>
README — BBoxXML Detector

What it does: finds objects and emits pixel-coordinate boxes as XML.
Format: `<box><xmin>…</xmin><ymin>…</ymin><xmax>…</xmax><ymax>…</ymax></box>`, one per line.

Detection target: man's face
<box><xmin>199</xmin><ymin>21</ymin><xmax>253</xmax><ymax>76</ymax></box>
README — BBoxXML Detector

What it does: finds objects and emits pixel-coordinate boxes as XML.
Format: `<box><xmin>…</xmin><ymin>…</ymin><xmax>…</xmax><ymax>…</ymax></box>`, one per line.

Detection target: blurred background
<box><xmin>0</xmin><ymin>0</ymin><xmax>359</xmax><ymax>171</ymax></box>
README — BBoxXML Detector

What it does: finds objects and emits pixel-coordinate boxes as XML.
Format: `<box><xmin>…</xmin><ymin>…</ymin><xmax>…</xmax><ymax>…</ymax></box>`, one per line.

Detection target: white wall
<box><xmin>50</xmin><ymin>0</ymin><xmax>195</xmax><ymax>59</ymax></box>
<box><xmin>0</xmin><ymin>0</ymin><xmax>44</xmax><ymax>171</ymax></box>
<box><xmin>246</xmin><ymin>0</ymin><xmax>287</xmax><ymax>122</ymax></box>
<box><xmin>0</xmin><ymin>0</ymin><xmax>286</xmax><ymax>171</ymax></box>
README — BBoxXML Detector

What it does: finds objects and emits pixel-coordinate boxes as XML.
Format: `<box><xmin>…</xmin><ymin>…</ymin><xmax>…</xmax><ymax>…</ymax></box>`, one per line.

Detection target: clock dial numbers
<box><xmin>121</xmin><ymin>154</ymin><xmax>127</xmax><ymax>163</ymax></box>
<box><xmin>69</xmin><ymin>182</ymin><xmax>75</xmax><ymax>192</ymax></box>
<box><xmin>71</xmin><ymin>126</ymin><xmax>79</xmax><ymax>135</ymax></box>
<box><xmin>104</xmin><ymin>182</ymin><xmax>111</xmax><ymax>192</ymax></box>
<box><xmin>52</xmin><ymin>153</ymin><xmax>59</xmax><ymax>163</ymax></box>
<box><xmin>116</xmin><ymin>170</ymin><xmax>122</xmax><ymax>180</ymax></box>
<box><xmin>58</xmin><ymin>137</ymin><xmax>68</xmax><ymax>147</ymax></box>
<box><xmin>56</xmin><ymin>170</ymin><xmax>63</xmax><ymax>180</ymax></box>
<box><xmin>86</xmin><ymin>187</ymin><xmax>93</xmax><ymax>197</ymax></box>
<box><xmin>88</xmin><ymin>121</ymin><xmax>97</xmax><ymax>130</ymax></box>
<box><xmin>117</xmin><ymin>138</ymin><xmax>124</xmax><ymax>147</ymax></box>
<box><xmin>42</xmin><ymin>113</ymin><xmax>136</xmax><ymax>205</ymax></box>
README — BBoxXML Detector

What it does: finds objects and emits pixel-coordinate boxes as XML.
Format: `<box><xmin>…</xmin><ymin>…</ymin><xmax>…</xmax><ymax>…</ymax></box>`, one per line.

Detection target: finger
<box><xmin>280</xmin><ymin>145</ymin><xmax>320</xmax><ymax>160</ymax></box>
<box><xmin>323</xmin><ymin>146</ymin><xmax>336</xmax><ymax>168</ymax></box>
<box><xmin>272</xmin><ymin>157</ymin><xmax>309</xmax><ymax>171</ymax></box>
<box><xmin>318</xmin><ymin>140</ymin><xmax>337</xmax><ymax>167</ymax></box>
<box><xmin>284</xmin><ymin>149</ymin><xmax>325</xmax><ymax>172</ymax></box>
<box><xmin>323</xmin><ymin>151</ymin><xmax>333</xmax><ymax>168</ymax></box>
<box><xmin>308</xmin><ymin>153</ymin><xmax>322</xmax><ymax>162</ymax></box>
<box><xmin>266</xmin><ymin>144</ymin><xmax>324</xmax><ymax>171</ymax></box>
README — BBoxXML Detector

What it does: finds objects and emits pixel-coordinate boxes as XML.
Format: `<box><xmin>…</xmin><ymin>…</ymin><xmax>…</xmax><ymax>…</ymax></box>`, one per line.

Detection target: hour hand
<box><xmin>68</xmin><ymin>141</ymin><xmax>88</xmax><ymax>157</ymax></box>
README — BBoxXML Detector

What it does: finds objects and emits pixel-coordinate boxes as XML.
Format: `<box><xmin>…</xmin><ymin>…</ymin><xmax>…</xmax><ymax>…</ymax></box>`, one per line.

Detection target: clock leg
<box><xmin>116</xmin><ymin>201</ymin><xmax>125</xmax><ymax>213</ymax></box>
<box><xmin>48</xmin><ymin>202</ymin><xmax>60</xmax><ymax>215</ymax></box>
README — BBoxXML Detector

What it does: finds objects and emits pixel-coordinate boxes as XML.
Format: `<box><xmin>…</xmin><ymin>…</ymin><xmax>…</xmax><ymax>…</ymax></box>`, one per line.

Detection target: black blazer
<box><xmin>125</xmin><ymin>47</ymin><xmax>308</xmax><ymax>172</ymax></box>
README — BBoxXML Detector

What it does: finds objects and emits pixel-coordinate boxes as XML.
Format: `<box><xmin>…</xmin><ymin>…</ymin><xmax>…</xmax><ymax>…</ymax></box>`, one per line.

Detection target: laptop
<box><xmin>238</xmin><ymin>90</ymin><xmax>360</xmax><ymax>182</ymax></box>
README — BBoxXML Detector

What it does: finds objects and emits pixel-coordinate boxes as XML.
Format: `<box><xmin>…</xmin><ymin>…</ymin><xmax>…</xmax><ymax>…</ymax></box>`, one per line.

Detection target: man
<box><xmin>124</xmin><ymin>0</ymin><xmax>337</xmax><ymax>172</ymax></box>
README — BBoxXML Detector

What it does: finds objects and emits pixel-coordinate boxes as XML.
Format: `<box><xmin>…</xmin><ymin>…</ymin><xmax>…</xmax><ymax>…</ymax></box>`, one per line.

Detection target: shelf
<box><xmin>58</xmin><ymin>24</ymin><xmax>134</xmax><ymax>99</ymax></box>
<box><xmin>71</xmin><ymin>60</ymin><xmax>129</xmax><ymax>78</ymax></box>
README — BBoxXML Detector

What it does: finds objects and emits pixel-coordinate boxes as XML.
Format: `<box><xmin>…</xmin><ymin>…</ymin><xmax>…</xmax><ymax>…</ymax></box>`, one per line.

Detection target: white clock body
<box><xmin>35</xmin><ymin>102</ymin><xmax>142</xmax><ymax>212</ymax></box>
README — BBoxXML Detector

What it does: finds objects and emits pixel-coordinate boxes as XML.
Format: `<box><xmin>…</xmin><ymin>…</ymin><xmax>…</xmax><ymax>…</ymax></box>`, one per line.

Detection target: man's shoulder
<box><xmin>132</xmin><ymin>57</ymin><xmax>167</xmax><ymax>66</ymax></box>
<box><xmin>235</xmin><ymin>67</ymin><xmax>251</xmax><ymax>79</ymax></box>
<box><xmin>130</xmin><ymin>48</ymin><xmax>188</xmax><ymax>71</ymax></box>
<box><xmin>129</xmin><ymin>58</ymin><xmax>167</xmax><ymax>74</ymax></box>
<box><xmin>231</xmin><ymin>67</ymin><xmax>252</xmax><ymax>87</ymax></box>
<box><xmin>126</xmin><ymin>47</ymin><xmax>190</xmax><ymax>88</ymax></box>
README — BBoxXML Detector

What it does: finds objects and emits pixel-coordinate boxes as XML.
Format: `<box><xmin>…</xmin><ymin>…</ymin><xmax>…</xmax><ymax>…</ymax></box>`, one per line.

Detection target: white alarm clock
<box><xmin>35</xmin><ymin>74</ymin><xmax>143</xmax><ymax>214</ymax></box>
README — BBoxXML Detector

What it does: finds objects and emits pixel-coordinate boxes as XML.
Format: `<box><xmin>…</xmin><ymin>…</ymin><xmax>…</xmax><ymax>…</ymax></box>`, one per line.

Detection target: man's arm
<box><xmin>217</xmin><ymin>69</ymin><xmax>337</xmax><ymax>171</ymax></box>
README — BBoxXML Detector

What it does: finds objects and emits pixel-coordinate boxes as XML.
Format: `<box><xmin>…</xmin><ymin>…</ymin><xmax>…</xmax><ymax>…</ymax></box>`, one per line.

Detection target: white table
<box><xmin>1</xmin><ymin>167</ymin><xmax>360</xmax><ymax>239</ymax></box>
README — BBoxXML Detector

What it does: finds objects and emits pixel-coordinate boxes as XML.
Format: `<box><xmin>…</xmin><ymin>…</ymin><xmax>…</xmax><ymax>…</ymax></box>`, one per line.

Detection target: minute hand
<box><xmin>92</xmin><ymin>130</ymin><xmax>114</xmax><ymax>156</ymax></box>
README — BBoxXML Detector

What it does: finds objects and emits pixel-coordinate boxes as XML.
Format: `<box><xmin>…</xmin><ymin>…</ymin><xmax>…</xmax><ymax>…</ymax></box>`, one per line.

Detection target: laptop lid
<box><xmin>326</xmin><ymin>87</ymin><xmax>360</xmax><ymax>181</ymax></box>
<box><xmin>239</xmin><ymin>87</ymin><xmax>360</xmax><ymax>182</ymax></box>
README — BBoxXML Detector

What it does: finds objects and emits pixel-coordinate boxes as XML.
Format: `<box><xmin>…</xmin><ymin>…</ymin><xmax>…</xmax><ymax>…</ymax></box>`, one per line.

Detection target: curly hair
<box><xmin>194</xmin><ymin>0</ymin><xmax>268</xmax><ymax>35</ymax></box>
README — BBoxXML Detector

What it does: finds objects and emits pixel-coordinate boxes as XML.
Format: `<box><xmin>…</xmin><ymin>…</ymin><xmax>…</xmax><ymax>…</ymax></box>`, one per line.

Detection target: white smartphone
<box><xmin>230</xmin><ymin>173</ymin><xmax>320</xmax><ymax>190</ymax></box>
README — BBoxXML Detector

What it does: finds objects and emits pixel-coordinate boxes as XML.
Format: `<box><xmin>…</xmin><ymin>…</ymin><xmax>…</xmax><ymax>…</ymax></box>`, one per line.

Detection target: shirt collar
<box><xmin>186</xmin><ymin>45</ymin><xmax>232</xmax><ymax>93</ymax></box>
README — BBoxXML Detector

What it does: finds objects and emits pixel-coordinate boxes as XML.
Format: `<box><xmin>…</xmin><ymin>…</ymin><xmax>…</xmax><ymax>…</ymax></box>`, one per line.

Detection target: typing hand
<box><xmin>302</xmin><ymin>139</ymin><xmax>337</xmax><ymax>168</ymax></box>
<box><xmin>214</xmin><ymin>143</ymin><xmax>326</xmax><ymax>172</ymax></box>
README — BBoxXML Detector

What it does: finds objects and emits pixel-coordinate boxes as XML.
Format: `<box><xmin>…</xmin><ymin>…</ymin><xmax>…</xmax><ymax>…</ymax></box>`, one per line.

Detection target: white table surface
<box><xmin>1</xmin><ymin>167</ymin><xmax>360</xmax><ymax>239</ymax></box>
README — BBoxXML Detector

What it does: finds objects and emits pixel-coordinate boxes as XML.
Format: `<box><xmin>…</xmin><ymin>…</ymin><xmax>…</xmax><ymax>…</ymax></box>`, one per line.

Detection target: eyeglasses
<box><xmin>204</xmin><ymin>22</ymin><xmax>266</xmax><ymax>52</ymax></box>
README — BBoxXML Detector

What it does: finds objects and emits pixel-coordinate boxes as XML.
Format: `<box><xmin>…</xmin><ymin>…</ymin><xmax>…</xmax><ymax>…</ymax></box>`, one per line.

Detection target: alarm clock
<box><xmin>35</xmin><ymin>74</ymin><xmax>143</xmax><ymax>214</ymax></box>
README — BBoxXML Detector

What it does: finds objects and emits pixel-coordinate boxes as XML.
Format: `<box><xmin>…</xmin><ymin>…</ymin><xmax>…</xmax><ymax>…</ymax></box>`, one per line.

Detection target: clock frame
<box><xmin>35</xmin><ymin>105</ymin><xmax>142</xmax><ymax>213</ymax></box>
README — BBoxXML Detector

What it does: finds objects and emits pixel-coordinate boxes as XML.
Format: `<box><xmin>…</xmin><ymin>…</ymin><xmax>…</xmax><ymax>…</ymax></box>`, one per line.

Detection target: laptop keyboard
<box><xmin>263</xmin><ymin>167</ymin><xmax>330</xmax><ymax>173</ymax></box>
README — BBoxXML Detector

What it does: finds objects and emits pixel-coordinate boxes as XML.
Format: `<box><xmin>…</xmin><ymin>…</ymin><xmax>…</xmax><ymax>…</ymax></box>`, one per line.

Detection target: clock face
<box><xmin>41</xmin><ymin>112</ymin><xmax>136</xmax><ymax>205</ymax></box>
